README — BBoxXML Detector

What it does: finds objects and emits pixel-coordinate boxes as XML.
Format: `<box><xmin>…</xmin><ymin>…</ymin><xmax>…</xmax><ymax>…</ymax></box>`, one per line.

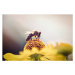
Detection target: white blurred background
<box><xmin>3</xmin><ymin>15</ymin><xmax>73</xmax><ymax>45</ymax></box>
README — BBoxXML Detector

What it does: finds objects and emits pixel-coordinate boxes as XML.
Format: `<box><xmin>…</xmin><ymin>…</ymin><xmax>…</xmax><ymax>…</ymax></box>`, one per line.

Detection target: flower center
<box><xmin>29</xmin><ymin>53</ymin><xmax>44</xmax><ymax>61</ymax></box>
<box><xmin>25</xmin><ymin>40</ymin><xmax>45</xmax><ymax>50</ymax></box>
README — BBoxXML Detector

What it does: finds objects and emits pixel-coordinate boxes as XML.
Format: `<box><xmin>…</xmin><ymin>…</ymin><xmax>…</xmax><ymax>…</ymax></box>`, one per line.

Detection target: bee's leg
<box><xmin>34</xmin><ymin>36</ymin><xmax>36</xmax><ymax>40</ymax></box>
<box><xmin>35</xmin><ymin>36</ymin><xmax>38</xmax><ymax>40</ymax></box>
<box><xmin>31</xmin><ymin>36</ymin><xmax>34</xmax><ymax>40</ymax></box>
<box><xmin>34</xmin><ymin>36</ymin><xmax>37</xmax><ymax>40</ymax></box>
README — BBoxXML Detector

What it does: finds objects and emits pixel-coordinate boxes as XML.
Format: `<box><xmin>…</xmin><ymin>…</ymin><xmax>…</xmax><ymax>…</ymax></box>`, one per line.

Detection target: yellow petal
<box><xmin>40</xmin><ymin>46</ymin><xmax>57</xmax><ymax>56</ymax></box>
<box><xmin>3</xmin><ymin>53</ymin><xmax>29</xmax><ymax>61</ymax></box>
<box><xmin>55</xmin><ymin>43</ymin><xmax>73</xmax><ymax>56</ymax></box>
<box><xmin>45</xmin><ymin>54</ymin><xmax>67</xmax><ymax>61</ymax></box>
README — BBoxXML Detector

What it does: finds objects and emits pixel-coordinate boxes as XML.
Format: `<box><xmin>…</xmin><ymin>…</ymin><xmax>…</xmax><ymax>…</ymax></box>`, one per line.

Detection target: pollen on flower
<box><xmin>24</xmin><ymin>40</ymin><xmax>45</xmax><ymax>50</ymax></box>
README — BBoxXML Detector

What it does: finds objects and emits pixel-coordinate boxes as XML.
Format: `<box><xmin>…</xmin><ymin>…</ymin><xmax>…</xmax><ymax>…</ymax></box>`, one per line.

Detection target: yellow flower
<box><xmin>3</xmin><ymin>40</ymin><xmax>73</xmax><ymax>61</ymax></box>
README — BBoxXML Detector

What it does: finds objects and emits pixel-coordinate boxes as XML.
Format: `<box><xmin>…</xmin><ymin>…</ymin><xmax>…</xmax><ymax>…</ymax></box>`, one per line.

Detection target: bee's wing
<box><xmin>25</xmin><ymin>31</ymin><xmax>34</xmax><ymax>34</ymax></box>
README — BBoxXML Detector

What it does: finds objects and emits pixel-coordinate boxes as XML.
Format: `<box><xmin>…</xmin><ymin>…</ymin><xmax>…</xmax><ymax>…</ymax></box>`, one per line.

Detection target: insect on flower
<box><xmin>25</xmin><ymin>31</ymin><xmax>41</xmax><ymax>41</ymax></box>
<box><xmin>3</xmin><ymin>30</ymin><xmax>73</xmax><ymax>61</ymax></box>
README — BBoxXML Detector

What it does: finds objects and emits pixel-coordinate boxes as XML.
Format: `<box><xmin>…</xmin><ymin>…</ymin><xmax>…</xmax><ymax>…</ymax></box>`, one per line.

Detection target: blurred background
<box><xmin>2</xmin><ymin>15</ymin><xmax>73</xmax><ymax>60</ymax></box>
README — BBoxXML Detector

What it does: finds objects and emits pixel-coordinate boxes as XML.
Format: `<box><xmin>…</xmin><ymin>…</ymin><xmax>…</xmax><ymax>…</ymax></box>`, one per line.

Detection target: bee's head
<box><xmin>34</xmin><ymin>31</ymin><xmax>41</xmax><ymax>36</ymax></box>
<box><xmin>34</xmin><ymin>31</ymin><xmax>39</xmax><ymax>35</ymax></box>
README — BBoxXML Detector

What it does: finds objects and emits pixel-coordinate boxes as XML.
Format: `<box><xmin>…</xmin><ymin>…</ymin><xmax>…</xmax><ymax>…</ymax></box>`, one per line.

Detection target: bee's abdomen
<box><xmin>26</xmin><ymin>33</ymin><xmax>33</xmax><ymax>41</ymax></box>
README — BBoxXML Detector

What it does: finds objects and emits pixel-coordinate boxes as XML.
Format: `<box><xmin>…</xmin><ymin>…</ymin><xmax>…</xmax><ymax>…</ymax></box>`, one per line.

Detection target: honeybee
<box><xmin>25</xmin><ymin>31</ymin><xmax>41</xmax><ymax>41</ymax></box>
